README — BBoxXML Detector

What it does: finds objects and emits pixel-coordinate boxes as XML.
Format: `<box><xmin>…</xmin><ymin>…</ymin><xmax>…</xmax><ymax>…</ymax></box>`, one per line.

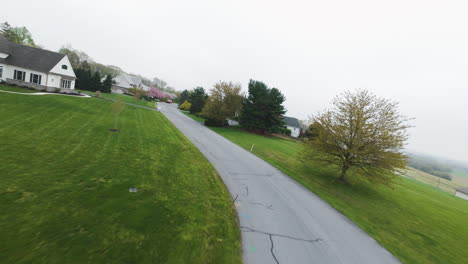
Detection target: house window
<box><xmin>14</xmin><ymin>70</ymin><xmax>26</xmax><ymax>81</ymax></box>
<box><xmin>0</xmin><ymin>66</ymin><xmax>3</xmax><ymax>78</ymax></box>
<box><xmin>61</xmin><ymin>65</ymin><xmax>68</xmax><ymax>70</ymax></box>
<box><xmin>60</xmin><ymin>79</ymin><xmax>71</xmax><ymax>89</ymax></box>
<box><xmin>30</xmin><ymin>73</ymin><xmax>42</xmax><ymax>84</ymax></box>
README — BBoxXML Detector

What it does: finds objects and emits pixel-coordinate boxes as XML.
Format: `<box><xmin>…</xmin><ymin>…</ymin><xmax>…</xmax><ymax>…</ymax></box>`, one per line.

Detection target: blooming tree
<box><xmin>148</xmin><ymin>87</ymin><xmax>165</xmax><ymax>99</ymax></box>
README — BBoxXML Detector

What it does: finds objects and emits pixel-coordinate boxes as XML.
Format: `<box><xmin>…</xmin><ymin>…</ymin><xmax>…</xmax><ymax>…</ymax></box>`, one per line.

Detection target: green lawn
<box><xmin>0</xmin><ymin>93</ymin><xmax>241</xmax><ymax>264</ymax></box>
<box><xmin>0</xmin><ymin>83</ymin><xmax>40</xmax><ymax>93</ymax></box>
<box><xmin>181</xmin><ymin>111</ymin><xmax>206</xmax><ymax>122</ymax></box>
<box><xmin>78</xmin><ymin>90</ymin><xmax>156</xmax><ymax>109</ymax></box>
<box><xmin>207</xmin><ymin>126</ymin><xmax>468</xmax><ymax>264</ymax></box>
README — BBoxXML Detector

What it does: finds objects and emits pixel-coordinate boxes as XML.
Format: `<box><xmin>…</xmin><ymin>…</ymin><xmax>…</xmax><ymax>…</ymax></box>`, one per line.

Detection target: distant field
<box><xmin>0</xmin><ymin>84</ymin><xmax>40</xmax><ymax>93</ymax></box>
<box><xmin>0</xmin><ymin>93</ymin><xmax>241</xmax><ymax>263</ymax></box>
<box><xmin>453</xmin><ymin>170</ymin><xmax>468</xmax><ymax>178</ymax></box>
<box><xmin>206</xmin><ymin>125</ymin><xmax>468</xmax><ymax>264</ymax></box>
<box><xmin>78</xmin><ymin>90</ymin><xmax>156</xmax><ymax>109</ymax></box>
<box><xmin>404</xmin><ymin>167</ymin><xmax>464</xmax><ymax>194</ymax></box>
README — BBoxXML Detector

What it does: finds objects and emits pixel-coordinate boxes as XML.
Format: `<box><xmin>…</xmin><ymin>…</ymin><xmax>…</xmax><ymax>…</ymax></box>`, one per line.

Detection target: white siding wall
<box><xmin>46</xmin><ymin>74</ymin><xmax>75</xmax><ymax>89</ymax></box>
<box><xmin>49</xmin><ymin>56</ymin><xmax>76</xmax><ymax>78</ymax></box>
<box><xmin>0</xmin><ymin>64</ymin><xmax>47</xmax><ymax>85</ymax></box>
<box><xmin>0</xmin><ymin>63</ymin><xmax>6</xmax><ymax>81</ymax></box>
<box><xmin>287</xmin><ymin>126</ymin><xmax>300</xmax><ymax>137</ymax></box>
<box><xmin>455</xmin><ymin>191</ymin><xmax>468</xmax><ymax>200</ymax></box>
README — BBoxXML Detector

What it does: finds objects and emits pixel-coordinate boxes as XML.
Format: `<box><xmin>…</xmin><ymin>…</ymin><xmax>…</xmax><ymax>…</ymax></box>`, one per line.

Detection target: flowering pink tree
<box><xmin>148</xmin><ymin>87</ymin><xmax>165</xmax><ymax>99</ymax></box>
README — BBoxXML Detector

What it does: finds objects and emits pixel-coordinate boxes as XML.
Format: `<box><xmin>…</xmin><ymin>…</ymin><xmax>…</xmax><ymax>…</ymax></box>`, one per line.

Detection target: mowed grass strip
<box><xmin>0</xmin><ymin>93</ymin><xmax>241</xmax><ymax>264</ymax></box>
<box><xmin>78</xmin><ymin>90</ymin><xmax>156</xmax><ymax>109</ymax></box>
<box><xmin>208</xmin><ymin>126</ymin><xmax>468</xmax><ymax>264</ymax></box>
<box><xmin>0</xmin><ymin>84</ymin><xmax>41</xmax><ymax>93</ymax></box>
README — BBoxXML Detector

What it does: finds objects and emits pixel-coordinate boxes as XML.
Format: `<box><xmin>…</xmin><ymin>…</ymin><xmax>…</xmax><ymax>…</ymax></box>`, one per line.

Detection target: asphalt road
<box><xmin>159</xmin><ymin>103</ymin><xmax>401</xmax><ymax>264</ymax></box>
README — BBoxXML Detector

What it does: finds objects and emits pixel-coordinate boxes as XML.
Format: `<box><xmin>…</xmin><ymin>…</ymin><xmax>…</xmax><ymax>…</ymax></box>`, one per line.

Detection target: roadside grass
<box><xmin>0</xmin><ymin>83</ymin><xmax>40</xmax><ymax>93</ymax></box>
<box><xmin>208</xmin><ymin>126</ymin><xmax>468</xmax><ymax>264</ymax></box>
<box><xmin>0</xmin><ymin>93</ymin><xmax>241</xmax><ymax>264</ymax></box>
<box><xmin>181</xmin><ymin>111</ymin><xmax>206</xmax><ymax>123</ymax></box>
<box><xmin>78</xmin><ymin>90</ymin><xmax>156</xmax><ymax>108</ymax></box>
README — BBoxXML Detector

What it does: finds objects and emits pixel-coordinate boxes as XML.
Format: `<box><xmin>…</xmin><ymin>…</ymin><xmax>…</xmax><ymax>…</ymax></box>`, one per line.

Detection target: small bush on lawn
<box><xmin>95</xmin><ymin>91</ymin><xmax>102</xmax><ymax>98</ymax></box>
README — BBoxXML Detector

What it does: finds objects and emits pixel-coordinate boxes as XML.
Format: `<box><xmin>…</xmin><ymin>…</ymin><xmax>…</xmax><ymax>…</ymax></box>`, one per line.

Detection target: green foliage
<box><xmin>201</xmin><ymin>81</ymin><xmax>243</xmax><ymax>127</ymax></box>
<box><xmin>408</xmin><ymin>154</ymin><xmax>455</xmax><ymax>180</ymax></box>
<box><xmin>279</xmin><ymin>127</ymin><xmax>292</xmax><ymax>136</ymax></box>
<box><xmin>239</xmin><ymin>80</ymin><xmax>286</xmax><ymax>134</ymax></box>
<box><xmin>179</xmin><ymin>100</ymin><xmax>192</xmax><ymax>111</ymax></box>
<box><xmin>178</xmin><ymin>90</ymin><xmax>190</xmax><ymax>105</ymax></box>
<box><xmin>101</xmin><ymin>74</ymin><xmax>113</xmax><ymax>93</ymax></box>
<box><xmin>91</xmin><ymin>71</ymin><xmax>102</xmax><ymax>92</ymax></box>
<box><xmin>189</xmin><ymin>87</ymin><xmax>207</xmax><ymax>114</ymax></box>
<box><xmin>0</xmin><ymin>21</ymin><xmax>37</xmax><ymax>47</ymax></box>
<box><xmin>209</xmin><ymin>125</ymin><xmax>468</xmax><ymax>264</ymax></box>
<box><xmin>0</xmin><ymin>93</ymin><xmax>241</xmax><ymax>263</ymax></box>
<box><xmin>302</xmin><ymin>89</ymin><xmax>411</xmax><ymax>185</ymax></box>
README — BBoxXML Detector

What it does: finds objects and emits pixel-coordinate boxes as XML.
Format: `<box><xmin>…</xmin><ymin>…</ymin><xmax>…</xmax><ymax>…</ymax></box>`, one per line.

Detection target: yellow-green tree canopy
<box><xmin>201</xmin><ymin>81</ymin><xmax>243</xmax><ymax>126</ymax></box>
<box><xmin>302</xmin><ymin>89</ymin><xmax>412</xmax><ymax>185</ymax></box>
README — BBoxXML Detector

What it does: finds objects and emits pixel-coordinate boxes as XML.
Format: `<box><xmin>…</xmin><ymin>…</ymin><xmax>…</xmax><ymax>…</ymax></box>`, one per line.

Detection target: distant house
<box><xmin>283</xmin><ymin>116</ymin><xmax>301</xmax><ymax>137</ymax></box>
<box><xmin>0</xmin><ymin>34</ymin><xmax>76</xmax><ymax>93</ymax></box>
<box><xmin>111</xmin><ymin>73</ymin><xmax>149</xmax><ymax>94</ymax></box>
<box><xmin>455</xmin><ymin>188</ymin><xmax>468</xmax><ymax>200</ymax></box>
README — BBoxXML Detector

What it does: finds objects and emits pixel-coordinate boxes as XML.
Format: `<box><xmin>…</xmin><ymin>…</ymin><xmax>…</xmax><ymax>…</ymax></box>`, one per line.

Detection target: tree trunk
<box><xmin>339</xmin><ymin>165</ymin><xmax>349</xmax><ymax>184</ymax></box>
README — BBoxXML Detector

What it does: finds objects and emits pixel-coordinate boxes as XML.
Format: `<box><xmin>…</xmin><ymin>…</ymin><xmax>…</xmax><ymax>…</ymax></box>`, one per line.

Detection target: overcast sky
<box><xmin>2</xmin><ymin>0</ymin><xmax>467</xmax><ymax>162</ymax></box>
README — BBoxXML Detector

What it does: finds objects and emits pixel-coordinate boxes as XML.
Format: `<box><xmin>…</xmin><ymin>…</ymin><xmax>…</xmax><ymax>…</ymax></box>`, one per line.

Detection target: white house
<box><xmin>283</xmin><ymin>116</ymin><xmax>301</xmax><ymax>137</ymax></box>
<box><xmin>455</xmin><ymin>188</ymin><xmax>468</xmax><ymax>200</ymax></box>
<box><xmin>0</xmin><ymin>34</ymin><xmax>76</xmax><ymax>93</ymax></box>
<box><xmin>111</xmin><ymin>73</ymin><xmax>149</xmax><ymax>94</ymax></box>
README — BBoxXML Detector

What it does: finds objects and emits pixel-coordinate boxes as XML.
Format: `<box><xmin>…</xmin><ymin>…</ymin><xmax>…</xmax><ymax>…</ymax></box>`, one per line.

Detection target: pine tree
<box><xmin>102</xmin><ymin>74</ymin><xmax>113</xmax><ymax>93</ymax></box>
<box><xmin>91</xmin><ymin>71</ymin><xmax>102</xmax><ymax>92</ymax></box>
<box><xmin>239</xmin><ymin>80</ymin><xmax>286</xmax><ymax>134</ymax></box>
<box><xmin>189</xmin><ymin>87</ymin><xmax>207</xmax><ymax>114</ymax></box>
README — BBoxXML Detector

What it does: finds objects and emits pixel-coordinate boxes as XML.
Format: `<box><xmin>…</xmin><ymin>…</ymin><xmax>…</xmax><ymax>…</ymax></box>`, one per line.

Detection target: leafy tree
<box><xmin>302</xmin><ymin>89</ymin><xmax>412</xmax><ymax>185</ymax></box>
<box><xmin>91</xmin><ymin>71</ymin><xmax>102</xmax><ymax>92</ymax></box>
<box><xmin>178</xmin><ymin>90</ymin><xmax>190</xmax><ymax>105</ymax></box>
<box><xmin>148</xmin><ymin>87</ymin><xmax>165</xmax><ymax>99</ymax></box>
<box><xmin>0</xmin><ymin>22</ymin><xmax>37</xmax><ymax>47</ymax></box>
<box><xmin>102</xmin><ymin>74</ymin><xmax>113</xmax><ymax>93</ymax></box>
<box><xmin>189</xmin><ymin>87</ymin><xmax>207</xmax><ymax>114</ymax></box>
<box><xmin>201</xmin><ymin>81</ymin><xmax>243</xmax><ymax>126</ymax></box>
<box><xmin>239</xmin><ymin>80</ymin><xmax>286</xmax><ymax>134</ymax></box>
<box><xmin>304</xmin><ymin>121</ymin><xmax>321</xmax><ymax>139</ymax></box>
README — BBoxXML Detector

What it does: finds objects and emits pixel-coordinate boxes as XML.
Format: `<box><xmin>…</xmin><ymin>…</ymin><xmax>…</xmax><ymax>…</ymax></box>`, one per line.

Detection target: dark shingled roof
<box><xmin>457</xmin><ymin>188</ymin><xmax>468</xmax><ymax>195</ymax></box>
<box><xmin>0</xmin><ymin>34</ymin><xmax>65</xmax><ymax>73</ymax></box>
<box><xmin>283</xmin><ymin>116</ymin><xmax>301</xmax><ymax>128</ymax></box>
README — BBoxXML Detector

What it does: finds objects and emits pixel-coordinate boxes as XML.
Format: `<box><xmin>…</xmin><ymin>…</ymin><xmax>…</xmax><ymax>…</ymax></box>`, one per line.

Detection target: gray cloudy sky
<box><xmin>2</xmin><ymin>0</ymin><xmax>467</xmax><ymax>162</ymax></box>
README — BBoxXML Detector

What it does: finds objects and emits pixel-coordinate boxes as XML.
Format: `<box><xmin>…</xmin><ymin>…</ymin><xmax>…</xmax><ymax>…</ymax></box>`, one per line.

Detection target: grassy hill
<box><xmin>206</xmin><ymin>126</ymin><xmax>468</xmax><ymax>264</ymax></box>
<box><xmin>0</xmin><ymin>92</ymin><xmax>241</xmax><ymax>263</ymax></box>
<box><xmin>78</xmin><ymin>90</ymin><xmax>156</xmax><ymax>109</ymax></box>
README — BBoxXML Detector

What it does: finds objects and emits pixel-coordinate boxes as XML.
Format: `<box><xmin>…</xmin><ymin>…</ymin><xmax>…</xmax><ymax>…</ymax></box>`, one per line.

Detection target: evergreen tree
<box><xmin>102</xmin><ymin>74</ymin><xmax>113</xmax><ymax>93</ymax></box>
<box><xmin>91</xmin><ymin>71</ymin><xmax>102</xmax><ymax>92</ymax></box>
<box><xmin>189</xmin><ymin>87</ymin><xmax>207</xmax><ymax>114</ymax></box>
<box><xmin>239</xmin><ymin>80</ymin><xmax>286</xmax><ymax>134</ymax></box>
<box><xmin>178</xmin><ymin>89</ymin><xmax>190</xmax><ymax>106</ymax></box>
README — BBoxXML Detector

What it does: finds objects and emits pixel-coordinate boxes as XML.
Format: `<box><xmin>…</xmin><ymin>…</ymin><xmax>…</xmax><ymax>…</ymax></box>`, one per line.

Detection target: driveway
<box><xmin>159</xmin><ymin>103</ymin><xmax>400</xmax><ymax>264</ymax></box>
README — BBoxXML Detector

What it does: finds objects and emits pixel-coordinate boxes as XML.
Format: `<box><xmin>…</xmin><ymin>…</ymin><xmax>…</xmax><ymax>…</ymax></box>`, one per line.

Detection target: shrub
<box><xmin>95</xmin><ymin>90</ymin><xmax>102</xmax><ymax>98</ymax></box>
<box><xmin>204</xmin><ymin>118</ymin><xmax>228</xmax><ymax>127</ymax></box>
<box><xmin>179</xmin><ymin>101</ymin><xmax>191</xmax><ymax>111</ymax></box>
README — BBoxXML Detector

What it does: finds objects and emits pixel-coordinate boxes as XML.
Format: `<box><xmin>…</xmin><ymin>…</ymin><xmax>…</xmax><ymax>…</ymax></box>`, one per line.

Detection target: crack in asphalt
<box><xmin>270</xmin><ymin>235</ymin><xmax>280</xmax><ymax>264</ymax></box>
<box><xmin>245</xmin><ymin>185</ymin><xmax>249</xmax><ymax>196</ymax></box>
<box><xmin>241</xmin><ymin>226</ymin><xmax>322</xmax><ymax>243</ymax></box>
<box><xmin>232</xmin><ymin>194</ymin><xmax>239</xmax><ymax>203</ymax></box>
